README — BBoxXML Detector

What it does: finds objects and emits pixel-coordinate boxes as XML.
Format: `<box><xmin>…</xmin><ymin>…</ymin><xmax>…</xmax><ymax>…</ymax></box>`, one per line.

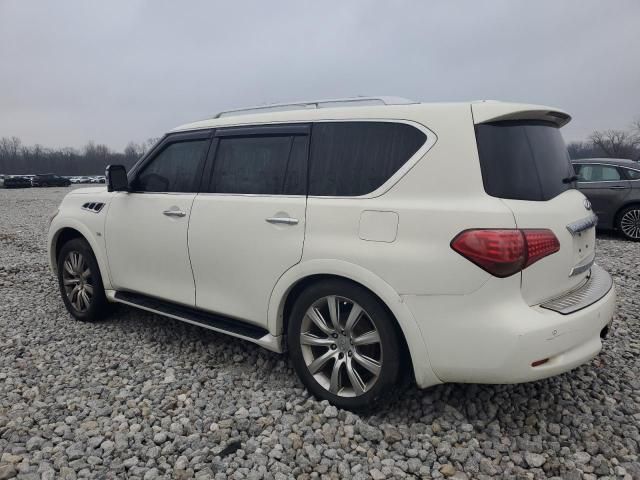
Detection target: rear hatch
<box><xmin>472</xmin><ymin>104</ymin><xmax>595</xmax><ymax>305</ymax></box>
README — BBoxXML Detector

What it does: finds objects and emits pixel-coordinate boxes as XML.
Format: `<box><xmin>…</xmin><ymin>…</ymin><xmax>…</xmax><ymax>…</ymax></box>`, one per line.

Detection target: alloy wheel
<box><xmin>62</xmin><ymin>251</ymin><xmax>94</xmax><ymax>312</ymax></box>
<box><xmin>621</xmin><ymin>209</ymin><xmax>640</xmax><ymax>239</ymax></box>
<box><xmin>299</xmin><ymin>295</ymin><xmax>383</xmax><ymax>397</ymax></box>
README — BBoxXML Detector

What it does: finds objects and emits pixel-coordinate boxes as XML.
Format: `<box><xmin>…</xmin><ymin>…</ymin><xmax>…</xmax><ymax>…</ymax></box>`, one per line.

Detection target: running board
<box><xmin>110</xmin><ymin>291</ymin><xmax>283</xmax><ymax>353</ymax></box>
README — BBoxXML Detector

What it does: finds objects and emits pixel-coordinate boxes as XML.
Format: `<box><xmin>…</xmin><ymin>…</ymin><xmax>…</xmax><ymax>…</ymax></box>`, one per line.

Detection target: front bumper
<box><xmin>403</xmin><ymin>264</ymin><xmax>615</xmax><ymax>386</ymax></box>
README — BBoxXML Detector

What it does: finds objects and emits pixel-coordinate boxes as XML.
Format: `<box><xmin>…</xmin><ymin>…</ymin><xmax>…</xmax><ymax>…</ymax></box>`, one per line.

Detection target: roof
<box><xmin>571</xmin><ymin>158</ymin><xmax>640</xmax><ymax>167</ymax></box>
<box><xmin>170</xmin><ymin>99</ymin><xmax>571</xmax><ymax>133</ymax></box>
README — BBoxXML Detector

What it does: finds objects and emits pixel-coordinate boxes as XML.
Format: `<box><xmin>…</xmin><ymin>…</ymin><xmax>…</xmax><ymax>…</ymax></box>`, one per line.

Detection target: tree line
<box><xmin>0</xmin><ymin>138</ymin><xmax>158</xmax><ymax>176</ymax></box>
<box><xmin>567</xmin><ymin>119</ymin><xmax>640</xmax><ymax>161</ymax></box>
<box><xmin>1</xmin><ymin>118</ymin><xmax>639</xmax><ymax>176</ymax></box>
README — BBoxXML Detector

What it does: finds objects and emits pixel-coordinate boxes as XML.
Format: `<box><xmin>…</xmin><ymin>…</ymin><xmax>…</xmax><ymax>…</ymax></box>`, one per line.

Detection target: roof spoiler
<box><xmin>471</xmin><ymin>101</ymin><xmax>571</xmax><ymax>127</ymax></box>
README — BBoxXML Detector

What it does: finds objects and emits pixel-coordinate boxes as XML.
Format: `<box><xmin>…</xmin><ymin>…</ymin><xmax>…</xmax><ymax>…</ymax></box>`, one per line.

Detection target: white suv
<box><xmin>48</xmin><ymin>97</ymin><xmax>616</xmax><ymax>409</ymax></box>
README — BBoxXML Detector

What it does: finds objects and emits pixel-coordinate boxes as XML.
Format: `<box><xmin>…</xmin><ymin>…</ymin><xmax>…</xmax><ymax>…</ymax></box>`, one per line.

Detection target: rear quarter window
<box><xmin>624</xmin><ymin>168</ymin><xmax>640</xmax><ymax>180</ymax></box>
<box><xmin>309</xmin><ymin>121</ymin><xmax>426</xmax><ymax>196</ymax></box>
<box><xmin>475</xmin><ymin>121</ymin><xmax>574</xmax><ymax>201</ymax></box>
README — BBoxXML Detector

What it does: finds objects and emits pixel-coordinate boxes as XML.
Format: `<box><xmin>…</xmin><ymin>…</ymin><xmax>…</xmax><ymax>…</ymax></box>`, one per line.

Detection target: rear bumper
<box><xmin>404</xmin><ymin>264</ymin><xmax>615</xmax><ymax>386</ymax></box>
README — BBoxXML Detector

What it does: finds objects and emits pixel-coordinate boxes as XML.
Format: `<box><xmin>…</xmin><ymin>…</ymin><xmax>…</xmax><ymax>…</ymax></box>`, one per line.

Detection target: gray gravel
<box><xmin>0</xmin><ymin>186</ymin><xmax>638</xmax><ymax>480</ymax></box>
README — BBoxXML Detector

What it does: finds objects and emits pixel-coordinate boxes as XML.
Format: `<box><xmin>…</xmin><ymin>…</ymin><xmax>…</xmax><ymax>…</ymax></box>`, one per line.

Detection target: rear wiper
<box><xmin>562</xmin><ymin>175</ymin><xmax>579</xmax><ymax>184</ymax></box>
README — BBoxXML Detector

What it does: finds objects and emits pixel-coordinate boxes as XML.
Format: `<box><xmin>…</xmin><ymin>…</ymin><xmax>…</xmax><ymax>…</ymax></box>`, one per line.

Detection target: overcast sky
<box><xmin>1</xmin><ymin>0</ymin><xmax>639</xmax><ymax>151</ymax></box>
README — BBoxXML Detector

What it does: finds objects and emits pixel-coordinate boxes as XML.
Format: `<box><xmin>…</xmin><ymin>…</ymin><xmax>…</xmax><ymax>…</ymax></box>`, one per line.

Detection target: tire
<box><xmin>287</xmin><ymin>279</ymin><xmax>402</xmax><ymax>410</ymax></box>
<box><xmin>617</xmin><ymin>205</ymin><xmax>640</xmax><ymax>241</ymax></box>
<box><xmin>57</xmin><ymin>238</ymin><xmax>110</xmax><ymax>321</ymax></box>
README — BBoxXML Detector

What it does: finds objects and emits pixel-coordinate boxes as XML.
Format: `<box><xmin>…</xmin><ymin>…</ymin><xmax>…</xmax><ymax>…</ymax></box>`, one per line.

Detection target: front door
<box><xmin>189</xmin><ymin>124</ymin><xmax>309</xmax><ymax>326</ymax></box>
<box><xmin>105</xmin><ymin>132</ymin><xmax>212</xmax><ymax>305</ymax></box>
<box><xmin>575</xmin><ymin>163</ymin><xmax>631</xmax><ymax>227</ymax></box>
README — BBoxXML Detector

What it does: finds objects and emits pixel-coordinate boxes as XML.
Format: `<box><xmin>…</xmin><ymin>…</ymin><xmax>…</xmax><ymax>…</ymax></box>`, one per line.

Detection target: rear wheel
<box><xmin>617</xmin><ymin>206</ymin><xmax>640</xmax><ymax>241</ymax></box>
<box><xmin>287</xmin><ymin>280</ymin><xmax>402</xmax><ymax>410</ymax></box>
<box><xmin>57</xmin><ymin>238</ymin><xmax>110</xmax><ymax>321</ymax></box>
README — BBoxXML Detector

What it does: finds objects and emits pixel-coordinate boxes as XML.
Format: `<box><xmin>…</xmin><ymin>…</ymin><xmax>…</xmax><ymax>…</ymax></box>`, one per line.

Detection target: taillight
<box><xmin>451</xmin><ymin>229</ymin><xmax>559</xmax><ymax>277</ymax></box>
<box><xmin>522</xmin><ymin>229</ymin><xmax>560</xmax><ymax>268</ymax></box>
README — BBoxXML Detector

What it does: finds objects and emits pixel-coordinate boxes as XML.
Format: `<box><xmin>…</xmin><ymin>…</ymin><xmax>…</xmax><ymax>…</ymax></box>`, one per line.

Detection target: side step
<box><xmin>112</xmin><ymin>291</ymin><xmax>282</xmax><ymax>352</ymax></box>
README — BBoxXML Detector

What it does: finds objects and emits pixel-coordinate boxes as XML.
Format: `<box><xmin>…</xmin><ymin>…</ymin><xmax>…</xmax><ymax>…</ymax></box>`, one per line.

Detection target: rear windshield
<box><xmin>475</xmin><ymin>120</ymin><xmax>574</xmax><ymax>201</ymax></box>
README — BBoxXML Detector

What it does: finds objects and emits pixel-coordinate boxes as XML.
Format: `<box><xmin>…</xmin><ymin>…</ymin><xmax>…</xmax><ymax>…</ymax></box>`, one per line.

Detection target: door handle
<box><xmin>608</xmin><ymin>186</ymin><xmax>628</xmax><ymax>190</ymax></box>
<box><xmin>266</xmin><ymin>217</ymin><xmax>299</xmax><ymax>225</ymax></box>
<box><xmin>163</xmin><ymin>209</ymin><xmax>186</xmax><ymax>217</ymax></box>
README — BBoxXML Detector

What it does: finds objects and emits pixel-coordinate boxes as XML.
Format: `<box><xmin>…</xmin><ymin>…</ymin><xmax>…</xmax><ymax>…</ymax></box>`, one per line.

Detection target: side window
<box><xmin>309</xmin><ymin>121</ymin><xmax>426</xmax><ymax>196</ymax></box>
<box><xmin>133</xmin><ymin>140</ymin><xmax>209</xmax><ymax>193</ymax></box>
<box><xmin>577</xmin><ymin>165</ymin><xmax>621</xmax><ymax>182</ymax></box>
<box><xmin>624</xmin><ymin>168</ymin><xmax>640</xmax><ymax>180</ymax></box>
<box><xmin>209</xmin><ymin>135</ymin><xmax>308</xmax><ymax>195</ymax></box>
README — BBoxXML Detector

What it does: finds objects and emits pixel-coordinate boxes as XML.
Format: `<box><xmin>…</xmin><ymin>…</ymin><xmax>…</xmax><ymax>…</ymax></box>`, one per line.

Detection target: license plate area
<box><xmin>569</xmin><ymin>226</ymin><xmax>596</xmax><ymax>277</ymax></box>
<box><xmin>573</xmin><ymin>227</ymin><xmax>594</xmax><ymax>264</ymax></box>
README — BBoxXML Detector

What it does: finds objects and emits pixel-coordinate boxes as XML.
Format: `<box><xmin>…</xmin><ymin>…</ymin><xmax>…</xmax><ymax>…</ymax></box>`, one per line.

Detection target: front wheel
<box><xmin>617</xmin><ymin>206</ymin><xmax>640</xmax><ymax>241</ymax></box>
<box><xmin>57</xmin><ymin>238</ymin><xmax>110</xmax><ymax>321</ymax></box>
<box><xmin>287</xmin><ymin>280</ymin><xmax>402</xmax><ymax>410</ymax></box>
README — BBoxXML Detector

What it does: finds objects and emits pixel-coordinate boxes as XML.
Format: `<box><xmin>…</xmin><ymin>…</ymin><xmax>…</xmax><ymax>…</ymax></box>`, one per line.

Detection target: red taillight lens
<box><xmin>451</xmin><ymin>229</ymin><xmax>526</xmax><ymax>277</ymax></box>
<box><xmin>522</xmin><ymin>229</ymin><xmax>560</xmax><ymax>268</ymax></box>
<box><xmin>451</xmin><ymin>228</ymin><xmax>559</xmax><ymax>277</ymax></box>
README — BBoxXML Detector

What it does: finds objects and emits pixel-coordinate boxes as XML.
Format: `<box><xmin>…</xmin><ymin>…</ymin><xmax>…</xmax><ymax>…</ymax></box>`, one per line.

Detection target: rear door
<box><xmin>188</xmin><ymin>124</ymin><xmax>309</xmax><ymax>326</ymax></box>
<box><xmin>574</xmin><ymin>163</ymin><xmax>631</xmax><ymax>228</ymax></box>
<box><xmin>474</xmin><ymin>117</ymin><xmax>596</xmax><ymax>306</ymax></box>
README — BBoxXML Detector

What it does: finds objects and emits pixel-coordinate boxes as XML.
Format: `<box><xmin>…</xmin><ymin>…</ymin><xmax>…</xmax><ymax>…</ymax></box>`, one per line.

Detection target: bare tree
<box><xmin>588</xmin><ymin>129</ymin><xmax>640</xmax><ymax>158</ymax></box>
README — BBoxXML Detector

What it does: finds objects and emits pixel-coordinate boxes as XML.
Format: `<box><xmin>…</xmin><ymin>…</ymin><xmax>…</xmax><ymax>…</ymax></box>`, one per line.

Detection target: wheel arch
<box><xmin>48</xmin><ymin>220</ymin><xmax>113</xmax><ymax>290</ymax></box>
<box><xmin>268</xmin><ymin>260</ymin><xmax>442</xmax><ymax>388</ymax></box>
<box><xmin>53</xmin><ymin>227</ymin><xmax>84</xmax><ymax>265</ymax></box>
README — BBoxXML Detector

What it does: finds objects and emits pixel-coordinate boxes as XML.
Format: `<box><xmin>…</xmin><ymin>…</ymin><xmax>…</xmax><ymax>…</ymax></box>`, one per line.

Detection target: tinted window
<box><xmin>624</xmin><ymin>168</ymin><xmax>640</xmax><ymax>180</ymax></box>
<box><xmin>309</xmin><ymin>122</ymin><xmax>426</xmax><ymax>196</ymax></box>
<box><xmin>210</xmin><ymin>135</ymin><xmax>308</xmax><ymax>195</ymax></box>
<box><xmin>576</xmin><ymin>164</ymin><xmax>621</xmax><ymax>182</ymax></box>
<box><xmin>134</xmin><ymin>140</ymin><xmax>209</xmax><ymax>193</ymax></box>
<box><xmin>475</xmin><ymin>121</ymin><xmax>574</xmax><ymax>201</ymax></box>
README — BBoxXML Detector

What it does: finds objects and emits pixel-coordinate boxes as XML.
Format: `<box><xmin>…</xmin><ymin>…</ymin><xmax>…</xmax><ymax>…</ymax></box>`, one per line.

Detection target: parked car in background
<box><xmin>2</xmin><ymin>175</ymin><xmax>32</xmax><ymax>188</ymax></box>
<box><xmin>86</xmin><ymin>176</ymin><xmax>106</xmax><ymax>184</ymax></box>
<box><xmin>48</xmin><ymin>98</ymin><xmax>615</xmax><ymax>409</ymax></box>
<box><xmin>32</xmin><ymin>173</ymin><xmax>71</xmax><ymax>187</ymax></box>
<box><xmin>572</xmin><ymin>158</ymin><xmax>640</xmax><ymax>240</ymax></box>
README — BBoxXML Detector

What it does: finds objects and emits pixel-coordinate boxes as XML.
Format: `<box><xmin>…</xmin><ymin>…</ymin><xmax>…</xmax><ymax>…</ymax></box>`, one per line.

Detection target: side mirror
<box><xmin>106</xmin><ymin>164</ymin><xmax>129</xmax><ymax>192</ymax></box>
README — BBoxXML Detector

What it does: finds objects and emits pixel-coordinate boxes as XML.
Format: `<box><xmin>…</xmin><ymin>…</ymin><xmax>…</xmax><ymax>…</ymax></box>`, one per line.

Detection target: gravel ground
<box><xmin>0</xmin><ymin>186</ymin><xmax>638</xmax><ymax>480</ymax></box>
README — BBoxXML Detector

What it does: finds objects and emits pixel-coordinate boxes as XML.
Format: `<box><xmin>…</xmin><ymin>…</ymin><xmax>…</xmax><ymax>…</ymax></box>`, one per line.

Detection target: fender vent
<box><xmin>82</xmin><ymin>202</ymin><xmax>105</xmax><ymax>213</ymax></box>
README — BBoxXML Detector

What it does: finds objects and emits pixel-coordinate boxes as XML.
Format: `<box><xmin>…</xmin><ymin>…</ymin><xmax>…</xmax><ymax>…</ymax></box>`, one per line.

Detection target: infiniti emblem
<box><xmin>584</xmin><ymin>199</ymin><xmax>592</xmax><ymax>211</ymax></box>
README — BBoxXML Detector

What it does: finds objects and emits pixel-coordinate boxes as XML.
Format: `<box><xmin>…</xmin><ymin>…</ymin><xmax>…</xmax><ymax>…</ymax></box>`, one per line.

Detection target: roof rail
<box><xmin>213</xmin><ymin>96</ymin><xmax>417</xmax><ymax>119</ymax></box>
